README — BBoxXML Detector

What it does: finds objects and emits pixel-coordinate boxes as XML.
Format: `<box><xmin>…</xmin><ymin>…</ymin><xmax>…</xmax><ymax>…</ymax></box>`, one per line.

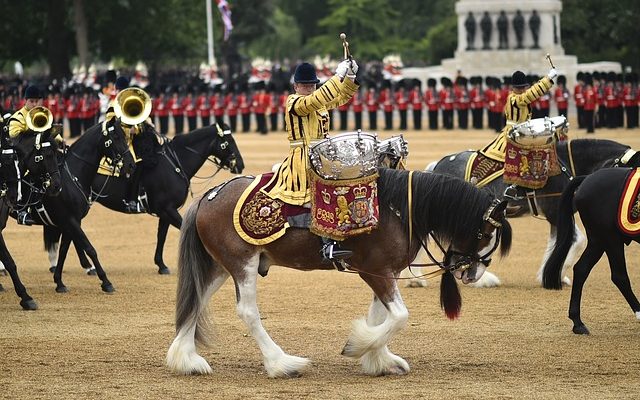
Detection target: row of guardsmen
<box><xmin>2</xmin><ymin>71</ymin><xmax>638</xmax><ymax>137</ymax></box>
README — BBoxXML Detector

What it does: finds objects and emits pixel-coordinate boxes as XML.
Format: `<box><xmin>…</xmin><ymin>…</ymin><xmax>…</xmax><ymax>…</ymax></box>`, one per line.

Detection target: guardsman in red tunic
<box><xmin>554</xmin><ymin>75</ymin><xmax>570</xmax><ymax>119</ymax></box>
<box><xmin>213</xmin><ymin>86</ymin><xmax>226</xmax><ymax>128</ymax></box>
<box><xmin>469</xmin><ymin>76</ymin><xmax>484</xmax><ymax>129</ymax></box>
<box><xmin>337</xmin><ymin>95</ymin><xmax>351</xmax><ymax>131</ymax></box>
<box><xmin>352</xmin><ymin>89</ymin><xmax>363</xmax><ymax>130</ymax></box>
<box><xmin>538</xmin><ymin>88</ymin><xmax>551</xmax><ymax>118</ymax></box>
<box><xmin>196</xmin><ymin>88</ymin><xmax>211</xmax><ymax>127</ymax></box>
<box><xmin>268</xmin><ymin>84</ymin><xmax>279</xmax><ymax>132</ymax></box>
<box><xmin>484</xmin><ymin>77</ymin><xmax>496</xmax><ymax>131</ymax></box>
<box><xmin>604</xmin><ymin>72</ymin><xmax>620</xmax><ymax>129</ymax></box>
<box><xmin>424</xmin><ymin>78</ymin><xmax>439</xmax><ymax>130</ymax></box>
<box><xmin>183</xmin><ymin>89</ymin><xmax>198</xmax><ymax>132</ymax></box>
<box><xmin>379</xmin><ymin>82</ymin><xmax>393</xmax><ymax>130</ymax></box>
<box><xmin>583</xmin><ymin>73</ymin><xmax>597</xmax><ymax>133</ymax></box>
<box><xmin>364</xmin><ymin>86</ymin><xmax>379</xmax><ymax>130</ymax></box>
<box><xmin>45</xmin><ymin>89</ymin><xmax>61</xmax><ymax>125</ymax></box>
<box><xmin>224</xmin><ymin>89</ymin><xmax>238</xmax><ymax>132</ymax></box>
<box><xmin>454</xmin><ymin>76</ymin><xmax>470</xmax><ymax>129</ymax></box>
<box><xmin>593</xmin><ymin>72</ymin><xmax>605</xmax><ymax>128</ymax></box>
<box><xmin>66</xmin><ymin>87</ymin><xmax>82</xmax><ymax>138</ymax></box>
<box><xmin>168</xmin><ymin>88</ymin><xmax>185</xmax><ymax>135</ymax></box>
<box><xmin>574</xmin><ymin>72</ymin><xmax>585</xmax><ymax>128</ymax></box>
<box><xmin>395</xmin><ymin>83</ymin><xmax>408</xmax><ymax>130</ymax></box>
<box><xmin>623</xmin><ymin>72</ymin><xmax>639</xmax><ymax>128</ymax></box>
<box><xmin>238</xmin><ymin>87</ymin><xmax>251</xmax><ymax>133</ymax></box>
<box><xmin>408</xmin><ymin>79</ymin><xmax>422</xmax><ymax>130</ymax></box>
<box><xmin>439</xmin><ymin>77</ymin><xmax>455</xmax><ymax>130</ymax></box>
<box><xmin>153</xmin><ymin>90</ymin><xmax>169</xmax><ymax>134</ymax></box>
<box><xmin>252</xmin><ymin>82</ymin><xmax>269</xmax><ymax>134</ymax></box>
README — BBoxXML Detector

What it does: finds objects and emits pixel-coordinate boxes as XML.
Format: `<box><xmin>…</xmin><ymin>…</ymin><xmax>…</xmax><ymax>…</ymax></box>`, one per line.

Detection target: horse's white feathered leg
<box><xmin>48</xmin><ymin>242</ymin><xmax>58</xmax><ymax>270</ymax></box>
<box><xmin>235</xmin><ymin>256</ymin><xmax>310</xmax><ymax>378</ymax></box>
<box><xmin>166</xmin><ymin>273</ymin><xmax>227</xmax><ymax>375</ymax></box>
<box><xmin>562</xmin><ymin>223</ymin><xmax>586</xmax><ymax>286</ymax></box>
<box><xmin>343</xmin><ymin>289</ymin><xmax>410</xmax><ymax>376</ymax></box>
<box><xmin>537</xmin><ymin>225</ymin><xmax>557</xmax><ymax>285</ymax></box>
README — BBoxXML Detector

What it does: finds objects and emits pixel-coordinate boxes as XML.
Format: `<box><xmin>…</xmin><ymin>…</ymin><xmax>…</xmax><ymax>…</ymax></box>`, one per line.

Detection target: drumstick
<box><xmin>545</xmin><ymin>53</ymin><xmax>556</xmax><ymax>69</ymax></box>
<box><xmin>340</xmin><ymin>33</ymin><xmax>352</xmax><ymax>61</ymax></box>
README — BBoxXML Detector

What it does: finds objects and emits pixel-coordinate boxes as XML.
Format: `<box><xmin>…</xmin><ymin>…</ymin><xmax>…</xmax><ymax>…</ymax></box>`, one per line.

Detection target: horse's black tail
<box><xmin>542</xmin><ymin>176</ymin><xmax>586</xmax><ymax>290</ymax></box>
<box><xmin>175</xmin><ymin>199</ymin><xmax>214</xmax><ymax>347</ymax></box>
<box><xmin>440</xmin><ymin>271</ymin><xmax>461</xmax><ymax>320</ymax></box>
<box><xmin>43</xmin><ymin>225</ymin><xmax>61</xmax><ymax>252</ymax></box>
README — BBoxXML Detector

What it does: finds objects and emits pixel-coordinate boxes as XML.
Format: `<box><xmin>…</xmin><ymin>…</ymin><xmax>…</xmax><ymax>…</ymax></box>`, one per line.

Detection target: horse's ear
<box><xmin>493</xmin><ymin>199</ymin><xmax>508</xmax><ymax>220</ymax></box>
<box><xmin>484</xmin><ymin>198</ymin><xmax>508</xmax><ymax>227</ymax></box>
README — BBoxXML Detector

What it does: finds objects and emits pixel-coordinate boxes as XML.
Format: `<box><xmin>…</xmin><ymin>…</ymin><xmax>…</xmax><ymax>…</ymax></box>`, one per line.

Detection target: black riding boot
<box><xmin>16</xmin><ymin>210</ymin><xmax>35</xmax><ymax>226</ymax></box>
<box><xmin>320</xmin><ymin>237</ymin><xmax>352</xmax><ymax>262</ymax></box>
<box><xmin>124</xmin><ymin>166</ymin><xmax>147</xmax><ymax>214</ymax></box>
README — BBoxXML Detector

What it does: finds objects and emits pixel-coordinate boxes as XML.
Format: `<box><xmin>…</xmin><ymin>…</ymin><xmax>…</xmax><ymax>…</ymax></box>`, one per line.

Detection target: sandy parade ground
<box><xmin>2</xmin><ymin>121</ymin><xmax>640</xmax><ymax>399</ymax></box>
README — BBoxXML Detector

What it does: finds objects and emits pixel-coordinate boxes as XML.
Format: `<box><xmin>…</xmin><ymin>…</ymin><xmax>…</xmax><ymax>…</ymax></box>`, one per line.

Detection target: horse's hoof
<box><xmin>382</xmin><ymin>365</ymin><xmax>409</xmax><ymax>376</ymax></box>
<box><xmin>56</xmin><ymin>285</ymin><xmax>68</xmax><ymax>293</ymax></box>
<box><xmin>562</xmin><ymin>276</ymin><xmax>572</xmax><ymax>287</ymax></box>
<box><xmin>86</xmin><ymin>267</ymin><xmax>97</xmax><ymax>276</ymax></box>
<box><xmin>158</xmin><ymin>267</ymin><xmax>171</xmax><ymax>275</ymax></box>
<box><xmin>49</xmin><ymin>266</ymin><xmax>56</xmax><ymax>273</ymax></box>
<box><xmin>0</xmin><ymin>269</ymin><xmax>7</xmax><ymax>276</ymax></box>
<box><xmin>572</xmin><ymin>324</ymin><xmax>590</xmax><ymax>335</ymax></box>
<box><xmin>102</xmin><ymin>283</ymin><xmax>115</xmax><ymax>293</ymax></box>
<box><xmin>20</xmin><ymin>299</ymin><xmax>38</xmax><ymax>310</ymax></box>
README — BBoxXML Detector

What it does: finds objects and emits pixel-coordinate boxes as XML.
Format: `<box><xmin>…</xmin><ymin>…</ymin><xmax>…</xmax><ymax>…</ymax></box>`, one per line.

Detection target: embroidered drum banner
<box><xmin>309</xmin><ymin>171</ymin><xmax>379</xmax><ymax>241</ymax></box>
<box><xmin>503</xmin><ymin>138</ymin><xmax>561</xmax><ymax>189</ymax></box>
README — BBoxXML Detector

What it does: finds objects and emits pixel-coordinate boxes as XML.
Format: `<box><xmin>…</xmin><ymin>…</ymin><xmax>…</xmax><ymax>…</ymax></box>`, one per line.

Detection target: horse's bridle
<box><xmin>20</xmin><ymin>132</ymin><xmax>61</xmax><ymax>195</ymax></box>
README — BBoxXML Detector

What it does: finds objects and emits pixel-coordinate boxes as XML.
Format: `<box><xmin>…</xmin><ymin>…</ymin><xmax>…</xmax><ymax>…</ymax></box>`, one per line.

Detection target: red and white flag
<box><xmin>215</xmin><ymin>0</ymin><xmax>233</xmax><ymax>41</ymax></box>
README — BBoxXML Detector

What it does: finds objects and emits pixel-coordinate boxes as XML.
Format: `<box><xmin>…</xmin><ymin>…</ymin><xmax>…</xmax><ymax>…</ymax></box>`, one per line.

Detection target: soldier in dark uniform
<box><xmin>513</xmin><ymin>10</ymin><xmax>525</xmax><ymax>49</ymax></box>
<box><xmin>480</xmin><ymin>11</ymin><xmax>493</xmax><ymax>50</ymax></box>
<box><xmin>465</xmin><ymin>12</ymin><xmax>477</xmax><ymax>50</ymax></box>
<box><xmin>497</xmin><ymin>11</ymin><xmax>509</xmax><ymax>49</ymax></box>
<box><xmin>529</xmin><ymin>10</ymin><xmax>541</xmax><ymax>49</ymax></box>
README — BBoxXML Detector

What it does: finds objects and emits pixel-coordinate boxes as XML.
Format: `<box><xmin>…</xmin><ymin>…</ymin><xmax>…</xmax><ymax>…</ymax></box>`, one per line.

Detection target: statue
<box><xmin>465</xmin><ymin>12</ymin><xmax>477</xmax><ymax>50</ymax></box>
<box><xmin>513</xmin><ymin>10</ymin><xmax>525</xmax><ymax>49</ymax></box>
<box><xmin>480</xmin><ymin>11</ymin><xmax>492</xmax><ymax>50</ymax></box>
<box><xmin>529</xmin><ymin>10</ymin><xmax>541</xmax><ymax>49</ymax></box>
<box><xmin>497</xmin><ymin>10</ymin><xmax>508</xmax><ymax>49</ymax></box>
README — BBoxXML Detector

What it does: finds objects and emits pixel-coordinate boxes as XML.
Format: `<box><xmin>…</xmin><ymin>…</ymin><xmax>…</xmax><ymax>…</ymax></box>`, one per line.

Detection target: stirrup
<box><xmin>503</xmin><ymin>185</ymin><xmax>520</xmax><ymax>200</ymax></box>
<box><xmin>321</xmin><ymin>241</ymin><xmax>353</xmax><ymax>262</ymax></box>
<box><xmin>123</xmin><ymin>200</ymin><xmax>147</xmax><ymax>214</ymax></box>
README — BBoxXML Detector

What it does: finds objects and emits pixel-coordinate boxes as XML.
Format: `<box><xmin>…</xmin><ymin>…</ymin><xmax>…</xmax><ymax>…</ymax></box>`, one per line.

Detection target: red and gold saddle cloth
<box><xmin>503</xmin><ymin>138</ymin><xmax>561</xmax><ymax>189</ymax></box>
<box><xmin>464</xmin><ymin>152</ymin><xmax>504</xmax><ymax>187</ymax></box>
<box><xmin>308</xmin><ymin>171</ymin><xmax>379</xmax><ymax>241</ymax></box>
<box><xmin>233</xmin><ymin>173</ymin><xmax>309</xmax><ymax>245</ymax></box>
<box><xmin>618</xmin><ymin>168</ymin><xmax>640</xmax><ymax>235</ymax></box>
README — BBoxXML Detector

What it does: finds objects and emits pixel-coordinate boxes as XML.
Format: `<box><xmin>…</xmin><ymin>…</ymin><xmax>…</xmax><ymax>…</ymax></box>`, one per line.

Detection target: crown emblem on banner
<box><xmin>353</xmin><ymin>185</ymin><xmax>367</xmax><ymax>199</ymax></box>
<box><xmin>507</xmin><ymin>148</ymin><xmax>517</xmax><ymax>159</ymax></box>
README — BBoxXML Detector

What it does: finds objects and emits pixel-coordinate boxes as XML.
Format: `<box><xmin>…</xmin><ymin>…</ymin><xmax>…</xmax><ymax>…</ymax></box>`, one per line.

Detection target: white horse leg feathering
<box><xmin>342</xmin><ymin>286</ymin><xmax>410</xmax><ymax>376</ymax></box>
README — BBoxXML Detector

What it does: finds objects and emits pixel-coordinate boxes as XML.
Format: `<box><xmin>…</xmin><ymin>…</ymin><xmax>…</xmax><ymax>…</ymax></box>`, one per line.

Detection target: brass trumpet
<box><xmin>114</xmin><ymin>87</ymin><xmax>152</xmax><ymax>126</ymax></box>
<box><xmin>26</xmin><ymin>106</ymin><xmax>53</xmax><ymax>132</ymax></box>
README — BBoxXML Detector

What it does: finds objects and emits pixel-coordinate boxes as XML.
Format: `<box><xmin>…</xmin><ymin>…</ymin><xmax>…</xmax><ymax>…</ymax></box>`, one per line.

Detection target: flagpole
<box><xmin>206</xmin><ymin>0</ymin><xmax>215</xmax><ymax>66</ymax></box>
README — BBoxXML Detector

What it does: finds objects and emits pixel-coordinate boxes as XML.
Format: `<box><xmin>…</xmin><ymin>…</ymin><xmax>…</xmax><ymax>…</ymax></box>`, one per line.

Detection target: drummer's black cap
<box><xmin>511</xmin><ymin>70</ymin><xmax>528</xmax><ymax>88</ymax></box>
<box><xmin>293</xmin><ymin>62</ymin><xmax>320</xmax><ymax>84</ymax></box>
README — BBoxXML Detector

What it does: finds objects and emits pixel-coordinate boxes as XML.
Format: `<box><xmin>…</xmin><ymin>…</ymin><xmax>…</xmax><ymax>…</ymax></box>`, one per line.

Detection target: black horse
<box><xmin>542</xmin><ymin>168</ymin><xmax>640</xmax><ymax>335</ymax></box>
<box><xmin>0</xmin><ymin>129</ymin><xmax>62</xmax><ymax>309</ymax></box>
<box><xmin>428</xmin><ymin>139</ymin><xmax>640</xmax><ymax>287</ymax></box>
<box><xmin>67</xmin><ymin>122</ymin><xmax>244</xmax><ymax>275</ymax></box>
<box><xmin>35</xmin><ymin>119</ymin><xmax>136</xmax><ymax>293</ymax></box>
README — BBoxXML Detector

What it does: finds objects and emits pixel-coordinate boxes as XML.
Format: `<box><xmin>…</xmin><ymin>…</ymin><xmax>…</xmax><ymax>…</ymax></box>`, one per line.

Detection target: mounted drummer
<box><xmin>261</xmin><ymin>45</ymin><xmax>359</xmax><ymax>262</ymax></box>
<box><xmin>480</xmin><ymin>66</ymin><xmax>558</xmax><ymax>164</ymax></box>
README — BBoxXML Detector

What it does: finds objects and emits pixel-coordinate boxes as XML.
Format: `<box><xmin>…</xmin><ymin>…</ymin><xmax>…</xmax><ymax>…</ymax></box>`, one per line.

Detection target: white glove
<box><xmin>348</xmin><ymin>59</ymin><xmax>359</xmax><ymax>75</ymax></box>
<box><xmin>335</xmin><ymin>60</ymin><xmax>350</xmax><ymax>79</ymax></box>
<box><xmin>547</xmin><ymin>68</ymin><xmax>558</xmax><ymax>81</ymax></box>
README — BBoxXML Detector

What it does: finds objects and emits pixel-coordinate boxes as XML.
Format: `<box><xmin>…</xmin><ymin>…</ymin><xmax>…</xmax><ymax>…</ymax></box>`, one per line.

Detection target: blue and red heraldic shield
<box><xmin>503</xmin><ymin>138</ymin><xmax>561</xmax><ymax>189</ymax></box>
<box><xmin>618</xmin><ymin>168</ymin><xmax>640</xmax><ymax>235</ymax></box>
<box><xmin>309</xmin><ymin>171</ymin><xmax>379</xmax><ymax>241</ymax></box>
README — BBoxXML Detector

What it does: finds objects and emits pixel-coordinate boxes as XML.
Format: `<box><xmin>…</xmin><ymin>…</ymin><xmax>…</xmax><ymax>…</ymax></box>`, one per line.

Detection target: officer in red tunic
<box><xmin>364</xmin><ymin>85</ymin><xmax>379</xmax><ymax>130</ymax></box>
<box><xmin>604</xmin><ymin>72</ymin><xmax>620</xmax><ymax>129</ymax></box>
<box><xmin>238</xmin><ymin>85</ymin><xmax>251</xmax><ymax>133</ymax></box>
<box><xmin>408</xmin><ymin>79</ymin><xmax>422</xmax><ymax>130</ymax></box>
<box><xmin>574</xmin><ymin>72</ymin><xmax>585</xmax><ymax>129</ymax></box>
<box><xmin>484</xmin><ymin>77</ymin><xmax>496</xmax><ymax>131</ymax></box>
<box><xmin>153</xmin><ymin>89</ymin><xmax>169</xmax><ymax>134</ymax></box>
<box><xmin>351</xmin><ymin>89</ymin><xmax>363</xmax><ymax>130</ymax></box>
<box><xmin>379</xmin><ymin>81</ymin><xmax>393</xmax><ymax>130</ymax></box>
<box><xmin>439</xmin><ymin>77</ymin><xmax>454</xmax><ymax>130</ymax></box>
<box><xmin>196</xmin><ymin>87</ymin><xmax>211</xmax><ymax>127</ymax></box>
<box><xmin>623</xmin><ymin>72</ymin><xmax>639</xmax><ymax>129</ymax></box>
<box><xmin>454</xmin><ymin>76</ymin><xmax>469</xmax><ymax>129</ymax></box>
<box><xmin>167</xmin><ymin>87</ymin><xmax>184</xmax><ymax>135</ymax></box>
<box><xmin>553</xmin><ymin>75</ymin><xmax>570</xmax><ymax>119</ymax></box>
<box><xmin>212</xmin><ymin>86</ymin><xmax>226</xmax><ymax>128</ymax></box>
<box><xmin>424</xmin><ymin>78</ymin><xmax>439</xmax><ymax>130</ymax></box>
<box><xmin>395</xmin><ymin>83</ymin><xmax>408</xmax><ymax>130</ymax></box>
<box><xmin>337</xmin><ymin>95</ymin><xmax>351</xmax><ymax>131</ymax></box>
<box><xmin>469</xmin><ymin>76</ymin><xmax>484</xmax><ymax>129</ymax></box>
<box><xmin>582</xmin><ymin>73</ymin><xmax>597</xmax><ymax>133</ymax></box>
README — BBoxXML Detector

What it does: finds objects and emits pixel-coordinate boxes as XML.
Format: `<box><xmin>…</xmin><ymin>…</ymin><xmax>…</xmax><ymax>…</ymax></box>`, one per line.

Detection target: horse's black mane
<box><xmin>378</xmin><ymin>168</ymin><xmax>493</xmax><ymax>245</ymax></box>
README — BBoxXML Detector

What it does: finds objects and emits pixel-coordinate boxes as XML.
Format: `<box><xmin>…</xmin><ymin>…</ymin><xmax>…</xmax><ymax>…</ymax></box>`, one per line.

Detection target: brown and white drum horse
<box><xmin>167</xmin><ymin>168</ymin><xmax>512</xmax><ymax>377</ymax></box>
